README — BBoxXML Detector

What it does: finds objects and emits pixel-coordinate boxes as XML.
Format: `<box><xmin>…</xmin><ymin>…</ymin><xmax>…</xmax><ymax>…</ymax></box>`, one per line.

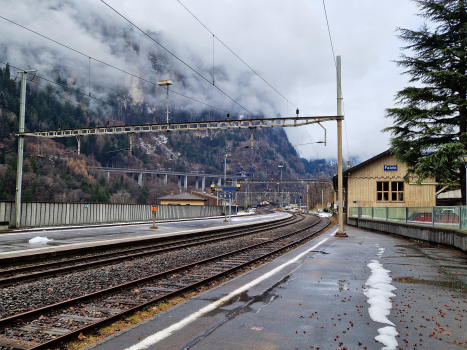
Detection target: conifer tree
<box><xmin>384</xmin><ymin>0</ymin><xmax>467</xmax><ymax>204</ymax></box>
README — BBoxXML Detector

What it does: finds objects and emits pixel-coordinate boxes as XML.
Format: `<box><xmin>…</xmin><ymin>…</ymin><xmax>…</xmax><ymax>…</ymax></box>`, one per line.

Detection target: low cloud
<box><xmin>0</xmin><ymin>0</ymin><xmax>424</xmax><ymax>161</ymax></box>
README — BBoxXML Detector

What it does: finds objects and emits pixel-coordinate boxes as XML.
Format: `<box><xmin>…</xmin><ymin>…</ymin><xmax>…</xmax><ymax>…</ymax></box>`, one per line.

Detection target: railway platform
<box><xmin>86</xmin><ymin>224</ymin><xmax>467</xmax><ymax>350</ymax></box>
<box><xmin>0</xmin><ymin>212</ymin><xmax>289</xmax><ymax>261</ymax></box>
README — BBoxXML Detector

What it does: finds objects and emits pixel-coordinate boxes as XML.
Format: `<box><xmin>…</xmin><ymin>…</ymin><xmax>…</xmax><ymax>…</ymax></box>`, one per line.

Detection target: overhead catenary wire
<box><xmin>0</xmin><ymin>61</ymin><xmax>228</xmax><ymax>118</ymax></box>
<box><xmin>175</xmin><ymin>0</ymin><xmax>298</xmax><ymax>110</ymax></box>
<box><xmin>322</xmin><ymin>0</ymin><xmax>350</xmax><ymax>162</ymax></box>
<box><xmin>99</xmin><ymin>0</ymin><xmax>255</xmax><ymax>117</ymax></box>
<box><xmin>0</xmin><ymin>15</ymin><xmax>229</xmax><ymax>114</ymax></box>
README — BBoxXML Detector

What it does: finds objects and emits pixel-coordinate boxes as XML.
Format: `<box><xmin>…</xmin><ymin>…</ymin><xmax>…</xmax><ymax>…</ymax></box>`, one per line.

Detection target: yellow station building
<box><xmin>333</xmin><ymin>150</ymin><xmax>436</xmax><ymax>211</ymax></box>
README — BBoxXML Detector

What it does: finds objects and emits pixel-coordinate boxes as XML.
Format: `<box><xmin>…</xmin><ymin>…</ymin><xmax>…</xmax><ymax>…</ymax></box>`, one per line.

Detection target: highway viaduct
<box><xmin>87</xmin><ymin>167</ymin><xmax>326</xmax><ymax>191</ymax></box>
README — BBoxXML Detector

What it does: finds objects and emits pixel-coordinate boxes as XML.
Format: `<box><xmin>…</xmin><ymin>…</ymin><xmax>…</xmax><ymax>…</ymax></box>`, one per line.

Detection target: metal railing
<box><xmin>349</xmin><ymin>206</ymin><xmax>467</xmax><ymax>231</ymax></box>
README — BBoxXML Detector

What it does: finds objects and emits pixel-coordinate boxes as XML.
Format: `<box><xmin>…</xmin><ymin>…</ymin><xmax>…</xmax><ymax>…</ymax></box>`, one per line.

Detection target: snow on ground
<box><xmin>363</xmin><ymin>245</ymin><xmax>398</xmax><ymax>350</ymax></box>
<box><xmin>29</xmin><ymin>236</ymin><xmax>53</xmax><ymax>244</ymax></box>
<box><xmin>235</xmin><ymin>211</ymin><xmax>254</xmax><ymax>216</ymax></box>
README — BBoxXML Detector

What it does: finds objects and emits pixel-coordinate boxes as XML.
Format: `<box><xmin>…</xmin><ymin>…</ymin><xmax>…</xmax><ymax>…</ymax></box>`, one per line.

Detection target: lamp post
<box><xmin>278</xmin><ymin>165</ymin><xmax>283</xmax><ymax>210</ymax></box>
<box><xmin>157</xmin><ymin>80</ymin><xmax>173</xmax><ymax>124</ymax></box>
<box><xmin>458</xmin><ymin>155</ymin><xmax>467</xmax><ymax>205</ymax></box>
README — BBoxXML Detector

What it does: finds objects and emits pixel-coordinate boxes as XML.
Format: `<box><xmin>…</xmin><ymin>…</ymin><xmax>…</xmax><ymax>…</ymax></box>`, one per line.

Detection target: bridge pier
<box><xmin>164</xmin><ymin>174</ymin><xmax>168</xmax><ymax>185</ymax></box>
<box><xmin>184</xmin><ymin>175</ymin><xmax>188</xmax><ymax>190</ymax></box>
<box><xmin>106</xmin><ymin>171</ymin><xmax>109</xmax><ymax>183</ymax></box>
<box><xmin>178</xmin><ymin>175</ymin><xmax>181</xmax><ymax>188</ymax></box>
<box><xmin>138</xmin><ymin>173</ymin><xmax>143</xmax><ymax>186</ymax></box>
<box><xmin>217</xmin><ymin>177</ymin><xmax>222</xmax><ymax>186</ymax></box>
<box><xmin>201</xmin><ymin>176</ymin><xmax>205</xmax><ymax>192</ymax></box>
<box><xmin>195</xmin><ymin>177</ymin><xmax>199</xmax><ymax>190</ymax></box>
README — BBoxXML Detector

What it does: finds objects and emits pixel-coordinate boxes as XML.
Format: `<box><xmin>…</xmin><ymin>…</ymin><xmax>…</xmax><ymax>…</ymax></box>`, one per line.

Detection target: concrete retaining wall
<box><xmin>0</xmin><ymin>201</ymin><xmax>223</xmax><ymax>228</ymax></box>
<box><xmin>347</xmin><ymin>217</ymin><xmax>467</xmax><ymax>253</ymax></box>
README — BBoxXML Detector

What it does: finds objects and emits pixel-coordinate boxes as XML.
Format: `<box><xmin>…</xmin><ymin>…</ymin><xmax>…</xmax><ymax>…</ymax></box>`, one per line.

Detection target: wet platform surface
<box><xmin>87</xmin><ymin>224</ymin><xmax>467</xmax><ymax>350</ymax></box>
<box><xmin>0</xmin><ymin>212</ymin><xmax>289</xmax><ymax>260</ymax></box>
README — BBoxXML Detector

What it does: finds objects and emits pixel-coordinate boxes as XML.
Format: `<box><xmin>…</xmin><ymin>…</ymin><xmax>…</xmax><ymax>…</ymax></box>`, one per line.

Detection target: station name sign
<box><xmin>214</xmin><ymin>186</ymin><xmax>237</xmax><ymax>192</ymax></box>
<box><xmin>384</xmin><ymin>165</ymin><xmax>398</xmax><ymax>171</ymax></box>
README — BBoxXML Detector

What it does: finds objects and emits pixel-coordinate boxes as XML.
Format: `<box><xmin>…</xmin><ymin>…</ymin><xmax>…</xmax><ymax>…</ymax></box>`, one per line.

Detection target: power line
<box><xmin>99</xmin><ymin>0</ymin><xmax>255</xmax><ymax>116</ymax></box>
<box><xmin>1</xmin><ymin>61</ymin><xmax>116</xmax><ymax>108</ymax></box>
<box><xmin>1</xmin><ymin>61</ymin><xmax>228</xmax><ymax>125</ymax></box>
<box><xmin>0</xmin><ymin>15</ymin><xmax>229</xmax><ymax>114</ymax></box>
<box><xmin>322</xmin><ymin>0</ymin><xmax>350</xmax><ymax>161</ymax></box>
<box><xmin>175</xmin><ymin>0</ymin><xmax>298</xmax><ymax>109</ymax></box>
<box><xmin>322</xmin><ymin>0</ymin><xmax>336</xmax><ymax>66</ymax></box>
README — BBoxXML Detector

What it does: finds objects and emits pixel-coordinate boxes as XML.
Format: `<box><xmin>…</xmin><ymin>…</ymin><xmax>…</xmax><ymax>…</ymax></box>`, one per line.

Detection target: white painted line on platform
<box><xmin>124</xmin><ymin>227</ymin><xmax>338</xmax><ymax>350</ymax></box>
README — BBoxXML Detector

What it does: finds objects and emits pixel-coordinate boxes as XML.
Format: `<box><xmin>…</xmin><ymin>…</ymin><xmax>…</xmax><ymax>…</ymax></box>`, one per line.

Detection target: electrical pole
<box><xmin>278</xmin><ymin>165</ymin><xmax>283</xmax><ymax>210</ymax></box>
<box><xmin>336</xmin><ymin>56</ymin><xmax>347</xmax><ymax>237</ymax></box>
<box><xmin>322</xmin><ymin>187</ymin><xmax>324</xmax><ymax>209</ymax></box>
<box><xmin>224</xmin><ymin>154</ymin><xmax>227</xmax><ymax>211</ymax></box>
<box><xmin>15</xmin><ymin>70</ymin><xmax>36</xmax><ymax>228</ymax></box>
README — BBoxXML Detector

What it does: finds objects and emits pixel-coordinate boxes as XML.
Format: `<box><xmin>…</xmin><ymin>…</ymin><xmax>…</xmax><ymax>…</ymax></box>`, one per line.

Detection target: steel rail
<box><xmin>0</xmin><ymin>215</ymin><xmax>318</xmax><ymax>329</ymax></box>
<box><xmin>29</xmin><ymin>219</ymin><xmax>330</xmax><ymax>350</ymax></box>
<box><xmin>0</xmin><ymin>215</ymin><xmax>303</xmax><ymax>327</ymax></box>
<box><xmin>0</xmin><ymin>215</ymin><xmax>299</xmax><ymax>287</ymax></box>
<box><xmin>27</xmin><ymin>215</ymin><xmax>329</xmax><ymax>350</ymax></box>
<box><xmin>0</xmin><ymin>212</ymin><xmax>288</xmax><ymax>265</ymax></box>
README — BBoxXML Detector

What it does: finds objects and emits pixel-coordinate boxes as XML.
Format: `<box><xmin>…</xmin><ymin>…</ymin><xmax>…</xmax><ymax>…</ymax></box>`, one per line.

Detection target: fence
<box><xmin>0</xmin><ymin>202</ymin><xmax>223</xmax><ymax>228</ymax></box>
<box><xmin>349</xmin><ymin>206</ymin><xmax>467</xmax><ymax>231</ymax></box>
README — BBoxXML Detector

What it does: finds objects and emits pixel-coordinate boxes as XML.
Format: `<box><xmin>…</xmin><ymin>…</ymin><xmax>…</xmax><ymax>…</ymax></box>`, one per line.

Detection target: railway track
<box><xmin>0</xmin><ymin>214</ymin><xmax>330</xmax><ymax>350</ymax></box>
<box><xmin>0</xmin><ymin>210</ymin><xmax>284</xmax><ymax>267</ymax></box>
<box><xmin>0</xmin><ymin>214</ymin><xmax>298</xmax><ymax>287</ymax></box>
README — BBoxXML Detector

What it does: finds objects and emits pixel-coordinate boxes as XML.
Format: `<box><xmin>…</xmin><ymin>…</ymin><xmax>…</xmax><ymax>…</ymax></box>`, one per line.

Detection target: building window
<box><xmin>391</xmin><ymin>181</ymin><xmax>404</xmax><ymax>201</ymax></box>
<box><xmin>377</xmin><ymin>181</ymin><xmax>389</xmax><ymax>201</ymax></box>
<box><xmin>377</xmin><ymin>181</ymin><xmax>404</xmax><ymax>202</ymax></box>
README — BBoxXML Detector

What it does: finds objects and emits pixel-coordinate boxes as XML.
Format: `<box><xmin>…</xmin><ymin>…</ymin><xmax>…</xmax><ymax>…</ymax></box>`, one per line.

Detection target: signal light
<box><xmin>236</xmin><ymin>183</ymin><xmax>241</xmax><ymax>191</ymax></box>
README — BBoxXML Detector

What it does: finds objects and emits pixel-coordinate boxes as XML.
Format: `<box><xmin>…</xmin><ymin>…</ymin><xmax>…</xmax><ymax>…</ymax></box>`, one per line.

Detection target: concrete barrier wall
<box><xmin>347</xmin><ymin>217</ymin><xmax>467</xmax><ymax>253</ymax></box>
<box><xmin>0</xmin><ymin>201</ymin><xmax>223</xmax><ymax>228</ymax></box>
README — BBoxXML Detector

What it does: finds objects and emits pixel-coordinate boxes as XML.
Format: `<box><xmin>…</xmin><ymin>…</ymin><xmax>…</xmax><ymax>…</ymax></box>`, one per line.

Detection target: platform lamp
<box><xmin>278</xmin><ymin>165</ymin><xmax>283</xmax><ymax>210</ymax></box>
<box><xmin>458</xmin><ymin>155</ymin><xmax>467</xmax><ymax>205</ymax></box>
<box><xmin>157</xmin><ymin>80</ymin><xmax>173</xmax><ymax>124</ymax></box>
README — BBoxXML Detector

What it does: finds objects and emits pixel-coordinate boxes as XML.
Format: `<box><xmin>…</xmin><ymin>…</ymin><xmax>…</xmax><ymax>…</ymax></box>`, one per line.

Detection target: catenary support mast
<box><xmin>15</xmin><ymin>70</ymin><xmax>36</xmax><ymax>228</ymax></box>
<box><xmin>335</xmin><ymin>56</ymin><xmax>347</xmax><ymax>237</ymax></box>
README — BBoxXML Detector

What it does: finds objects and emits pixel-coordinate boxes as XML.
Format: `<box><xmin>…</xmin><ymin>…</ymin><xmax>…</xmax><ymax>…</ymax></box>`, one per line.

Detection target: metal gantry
<box><xmin>13</xmin><ymin>57</ymin><xmax>346</xmax><ymax>230</ymax></box>
<box><xmin>17</xmin><ymin>116</ymin><xmax>343</xmax><ymax>148</ymax></box>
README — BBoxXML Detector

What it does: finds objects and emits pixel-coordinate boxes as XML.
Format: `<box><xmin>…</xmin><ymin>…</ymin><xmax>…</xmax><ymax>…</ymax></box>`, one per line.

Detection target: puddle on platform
<box><xmin>394</xmin><ymin>276</ymin><xmax>466</xmax><ymax>291</ymax></box>
<box><xmin>200</xmin><ymin>291</ymin><xmax>254</xmax><ymax>318</ymax></box>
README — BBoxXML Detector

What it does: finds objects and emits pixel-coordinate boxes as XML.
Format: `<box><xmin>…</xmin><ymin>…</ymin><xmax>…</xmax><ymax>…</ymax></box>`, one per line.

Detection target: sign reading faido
<box><xmin>384</xmin><ymin>165</ymin><xmax>398</xmax><ymax>171</ymax></box>
<box><xmin>214</xmin><ymin>186</ymin><xmax>237</xmax><ymax>192</ymax></box>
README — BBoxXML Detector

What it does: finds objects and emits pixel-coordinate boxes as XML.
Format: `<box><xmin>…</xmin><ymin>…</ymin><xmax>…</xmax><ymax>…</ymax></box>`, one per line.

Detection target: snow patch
<box><xmin>29</xmin><ymin>236</ymin><xmax>53</xmax><ymax>244</ymax></box>
<box><xmin>363</xmin><ymin>249</ymin><xmax>398</xmax><ymax>350</ymax></box>
<box><xmin>364</xmin><ymin>260</ymin><xmax>396</xmax><ymax>325</ymax></box>
<box><xmin>376</xmin><ymin>326</ymin><xmax>399</xmax><ymax>350</ymax></box>
<box><xmin>318</xmin><ymin>213</ymin><xmax>333</xmax><ymax>218</ymax></box>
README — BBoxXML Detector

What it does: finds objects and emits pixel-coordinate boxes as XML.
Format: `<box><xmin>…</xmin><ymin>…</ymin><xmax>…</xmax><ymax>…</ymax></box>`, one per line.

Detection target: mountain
<box><xmin>0</xmin><ymin>2</ymin><xmax>338</xmax><ymax>205</ymax></box>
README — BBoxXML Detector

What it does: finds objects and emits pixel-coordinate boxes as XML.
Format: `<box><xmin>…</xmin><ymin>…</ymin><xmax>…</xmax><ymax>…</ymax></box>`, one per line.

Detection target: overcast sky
<box><xmin>0</xmin><ymin>0</ymin><xmax>425</xmax><ymax>162</ymax></box>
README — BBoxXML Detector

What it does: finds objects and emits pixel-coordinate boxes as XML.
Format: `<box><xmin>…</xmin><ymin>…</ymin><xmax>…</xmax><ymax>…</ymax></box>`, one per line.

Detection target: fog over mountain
<box><xmin>0</xmin><ymin>0</ymin><xmax>424</xmax><ymax>161</ymax></box>
<box><xmin>0</xmin><ymin>0</ymin><xmax>287</xmax><ymax>121</ymax></box>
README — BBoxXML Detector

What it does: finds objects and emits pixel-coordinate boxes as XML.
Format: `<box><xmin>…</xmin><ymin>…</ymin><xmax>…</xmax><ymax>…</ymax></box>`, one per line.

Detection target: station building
<box><xmin>333</xmin><ymin>150</ymin><xmax>437</xmax><ymax>211</ymax></box>
<box><xmin>158</xmin><ymin>192</ymin><xmax>207</xmax><ymax>206</ymax></box>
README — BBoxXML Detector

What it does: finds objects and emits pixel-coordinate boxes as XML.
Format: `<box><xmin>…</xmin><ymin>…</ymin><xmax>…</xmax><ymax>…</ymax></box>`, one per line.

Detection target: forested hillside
<box><xmin>0</xmin><ymin>63</ymin><xmax>336</xmax><ymax>204</ymax></box>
